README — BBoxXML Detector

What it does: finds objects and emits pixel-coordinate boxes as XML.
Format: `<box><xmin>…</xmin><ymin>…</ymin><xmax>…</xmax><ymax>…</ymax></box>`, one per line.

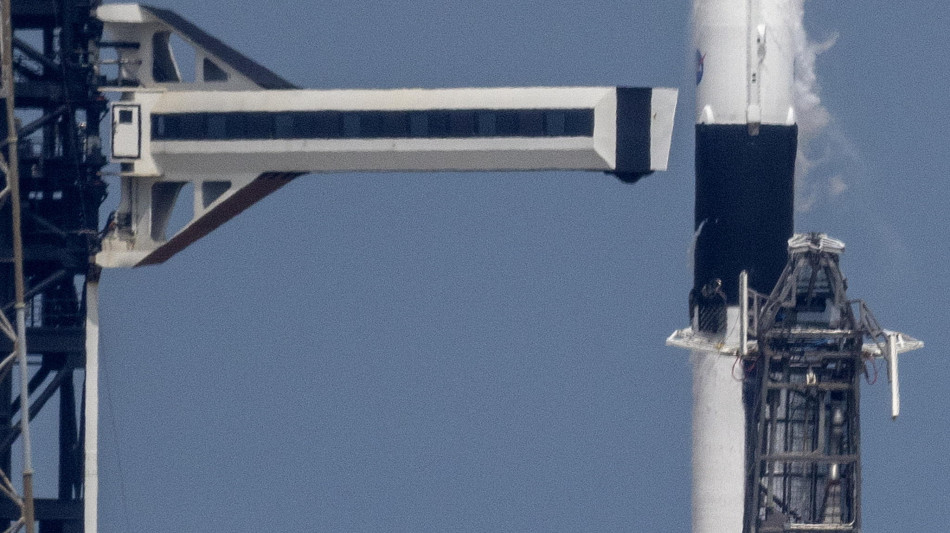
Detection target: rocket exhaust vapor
<box><xmin>690</xmin><ymin>1</ymin><xmax>797</xmax><ymax>531</ymax></box>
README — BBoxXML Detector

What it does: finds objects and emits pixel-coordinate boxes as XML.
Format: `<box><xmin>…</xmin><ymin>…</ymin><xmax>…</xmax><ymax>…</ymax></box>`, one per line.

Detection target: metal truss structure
<box><xmin>741</xmin><ymin>234</ymin><xmax>920</xmax><ymax>533</ymax></box>
<box><xmin>669</xmin><ymin>233</ymin><xmax>922</xmax><ymax>533</ymax></box>
<box><xmin>0</xmin><ymin>0</ymin><xmax>107</xmax><ymax>530</ymax></box>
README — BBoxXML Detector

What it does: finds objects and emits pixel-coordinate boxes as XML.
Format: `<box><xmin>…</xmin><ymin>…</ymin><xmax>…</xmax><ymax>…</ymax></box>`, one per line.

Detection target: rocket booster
<box><xmin>693</xmin><ymin>0</ymin><xmax>797</xmax><ymax>304</ymax></box>
<box><xmin>690</xmin><ymin>2</ymin><xmax>799</xmax><ymax>532</ymax></box>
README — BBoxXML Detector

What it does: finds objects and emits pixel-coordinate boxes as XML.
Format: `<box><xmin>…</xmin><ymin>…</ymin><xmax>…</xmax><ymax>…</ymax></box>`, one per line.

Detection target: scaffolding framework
<box><xmin>743</xmin><ymin>235</ymin><xmax>864</xmax><ymax>532</ymax></box>
<box><xmin>0</xmin><ymin>0</ymin><xmax>107</xmax><ymax>530</ymax></box>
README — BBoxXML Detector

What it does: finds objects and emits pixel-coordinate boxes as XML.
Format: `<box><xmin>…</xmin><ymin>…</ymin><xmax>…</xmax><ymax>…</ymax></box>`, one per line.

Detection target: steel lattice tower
<box><xmin>743</xmin><ymin>235</ymin><xmax>863</xmax><ymax>531</ymax></box>
<box><xmin>0</xmin><ymin>0</ymin><xmax>106</xmax><ymax>530</ymax></box>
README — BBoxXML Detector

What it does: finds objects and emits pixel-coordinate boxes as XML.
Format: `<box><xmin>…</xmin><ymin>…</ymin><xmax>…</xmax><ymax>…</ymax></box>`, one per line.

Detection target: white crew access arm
<box><xmin>96</xmin><ymin>5</ymin><xmax>677</xmax><ymax>267</ymax></box>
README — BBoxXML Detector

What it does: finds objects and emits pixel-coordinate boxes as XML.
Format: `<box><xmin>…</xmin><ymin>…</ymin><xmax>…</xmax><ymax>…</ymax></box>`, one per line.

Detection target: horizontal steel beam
<box><xmin>0</xmin><ymin>328</ymin><xmax>84</xmax><ymax>354</ymax></box>
<box><xmin>760</xmin><ymin>453</ymin><xmax>858</xmax><ymax>464</ymax></box>
<box><xmin>0</xmin><ymin>497</ymin><xmax>81</xmax><ymax>521</ymax></box>
<box><xmin>765</xmin><ymin>382</ymin><xmax>855</xmax><ymax>391</ymax></box>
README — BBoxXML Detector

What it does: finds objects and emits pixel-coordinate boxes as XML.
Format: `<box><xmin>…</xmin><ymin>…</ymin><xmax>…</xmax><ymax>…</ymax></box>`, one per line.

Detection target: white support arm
<box><xmin>95</xmin><ymin>5</ymin><xmax>678</xmax><ymax>268</ymax></box>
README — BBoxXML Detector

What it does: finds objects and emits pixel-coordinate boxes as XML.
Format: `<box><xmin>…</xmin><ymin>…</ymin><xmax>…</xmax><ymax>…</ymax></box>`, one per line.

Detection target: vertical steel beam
<box><xmin>1</xmin><ymin>1</ymin><xmax>107</xmax><ymax>530</ymax></box>
<box><xmin>2</xmin><ymin>0</ymin><xmax>36</xmax><ymax>528</ymax></box>
<box><xmin>82</xmin><ymin>279</ymin><xmax>98</xmax><ymax>533</ymax></box>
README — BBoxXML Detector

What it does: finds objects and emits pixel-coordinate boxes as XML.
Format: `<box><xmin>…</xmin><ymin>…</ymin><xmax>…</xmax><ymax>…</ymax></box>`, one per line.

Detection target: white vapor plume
<box><xmin>785</xmin><ymin>0</ymin><xmax>862</xmax><ymax>212</ymax></box>
<box><xmin>687</xmin><ymin>218</ymin><xmax>707</xmax><ymax>277</ymax></box>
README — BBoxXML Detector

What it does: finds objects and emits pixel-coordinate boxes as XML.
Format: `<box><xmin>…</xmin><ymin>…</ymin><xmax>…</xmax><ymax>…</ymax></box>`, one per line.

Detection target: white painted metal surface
<box><xmin>787</xmin><ymin>233</ymin><xmax>845</xmax><ymax>255</ymax></box>
<box><xmin>694</xmin><ymin>0</ymin><xmax>796</xmax><ymax>126</ymax></box>
<box><xmin>691</xmin><ymin>307</ymin><xmax>745</xmax><ymax>533</ymax></box>
<box><xmin>83</xmin><ymin>281</ymin><xmax>100</xmax><ymax>533</ymax></box>
<box><xmin>887</xmin><ymin>333</ymin><xmax>900</xmax><ymax>420</ymax></box>
<box><xmin>137</xmin><ymin>87</ymin><xmax>636</xmax><ymax>175</ymax></box>
<box><xmin>96</xmin><ymin>4</ymin><xmax>268</xmax><ymax>91</ymax></box>
<box><xmin>667</xmin><ymin>326</ymin><xmax>758</xmax><ymax>356</ymax></box>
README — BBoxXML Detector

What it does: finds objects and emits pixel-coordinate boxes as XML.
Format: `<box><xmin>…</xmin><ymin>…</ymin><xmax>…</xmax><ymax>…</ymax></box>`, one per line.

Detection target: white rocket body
<box><xmin>690</xmin><ymin>309</ymin><xmax>745</xmax><ymax>533</ymax></box>
<box><xmin>694</xmin><ymin>0</ymin><xmax>797</xmax><ymax>127</ymax></box>
<box><xmin>690</xmin><ymin>1</ymin><xmax>799</xmax><ymax>532</ymax></box>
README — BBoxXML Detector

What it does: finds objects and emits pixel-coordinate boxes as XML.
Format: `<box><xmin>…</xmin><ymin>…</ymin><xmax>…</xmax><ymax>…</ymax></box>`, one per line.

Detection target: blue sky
<box><xmin>78</xmin><ymin>1</ymin><xmax>949</xmax><ymax>530</ymax></box>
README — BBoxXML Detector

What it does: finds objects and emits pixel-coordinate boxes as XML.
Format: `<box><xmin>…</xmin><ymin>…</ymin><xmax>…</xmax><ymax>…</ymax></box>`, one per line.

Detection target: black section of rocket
<box><xmin>693</xmin><ymin>124</ymin><xmax>796</xmax><ymax>305</ymax></box>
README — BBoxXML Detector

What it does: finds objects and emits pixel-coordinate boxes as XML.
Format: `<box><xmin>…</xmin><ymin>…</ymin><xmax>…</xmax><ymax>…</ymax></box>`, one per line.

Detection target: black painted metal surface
<box><xmin>693</xmin><ymin>124</ymin><xmax>796</xmax><ymax>303</ymax></box>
